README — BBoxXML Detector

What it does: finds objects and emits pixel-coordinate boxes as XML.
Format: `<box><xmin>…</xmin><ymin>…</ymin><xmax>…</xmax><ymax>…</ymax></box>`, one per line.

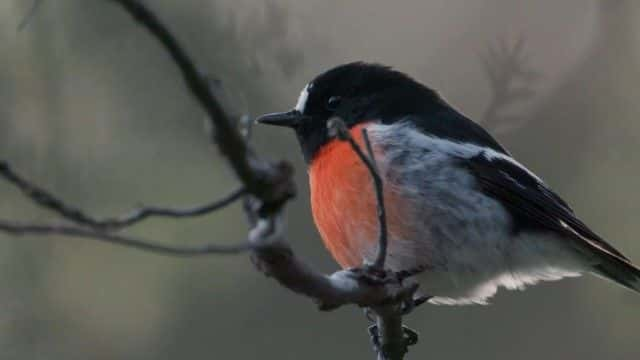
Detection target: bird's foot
<box><xmin>350</xmin><ymin>264</ymin><xmax>430</xmax><ymax>316</ymax></box>
<box><xmin>368</xmin><ymin>324</ymin><xmax>419</xmax><ymax>353</ymax></box>
<box><xmin>347</xmin><ymin>264</ymin><xmax>394</xmax><ymax>286</ymax></box>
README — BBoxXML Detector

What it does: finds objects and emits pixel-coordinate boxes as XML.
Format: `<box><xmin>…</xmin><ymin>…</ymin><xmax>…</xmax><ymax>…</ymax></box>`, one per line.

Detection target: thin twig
<box><xmin>97</xmin><ymin>188</ymin><xmax>245</xmax><ymax>229</ymax></box>
<box><xmin>0</xmin><ymin>161</ymin><xmax>245</xmax><ymax>230</ymax></box>
<box><xmin>361</xmin><ymin>129</ymin><xmax>388</xmax><ymax>270</ymax></box>
<box><xmin>108</xmin><ymin>0</ymin><xmax>293</xmax><ymax>206</ymax></box>
<box><xmin>327</xmin><ymin>118</ymin><xmax>388</xmax><ymax>270</ymax></box>
<box><xmin>0</xmin><ymin>220</ymin><xmax>256</xmax><ymax>256</ymax></box>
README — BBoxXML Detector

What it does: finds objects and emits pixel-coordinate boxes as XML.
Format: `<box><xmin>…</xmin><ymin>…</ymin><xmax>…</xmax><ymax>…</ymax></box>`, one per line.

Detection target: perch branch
<box><xmin>248</xmin><ymin>216</ymin><xmax>416</xmax><ymax>312</ymax></box>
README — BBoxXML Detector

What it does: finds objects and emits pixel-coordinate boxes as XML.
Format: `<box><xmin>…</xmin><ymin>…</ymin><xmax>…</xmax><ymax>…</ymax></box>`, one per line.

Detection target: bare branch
<box><xmin>0</xmin><ymin>161</ymin><xmax>245</xmax><ymax>230</ymax></box>
<box><xmin>327</xmin><ymin>118</ymin><xmax>388</xmax><ymax>271</ymax></box>
<box><xmin>98</xmin><ymin>188</ymin><xmax>245</xmax><ymax>228</ymax></box>
<box><xmin>0</xmin><ymin>220</ymin><xmax>256</xmax><ymax>256</ymax></box>
<box><xmin>361</xmin><ymin>129</ymin><xmax>388</xmax><ymax>270</ymax></box>
<box><xmin>108</xmin><ymin>0</ymin><xmax>294</xmax><ymax>207</ymax></box>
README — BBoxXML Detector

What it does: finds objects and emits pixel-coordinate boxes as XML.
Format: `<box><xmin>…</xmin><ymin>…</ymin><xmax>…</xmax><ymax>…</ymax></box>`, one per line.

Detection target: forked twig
<box><xmin>0</xmin><ymin>161</ymin><xmax>245</xmax><ymax>231</ymax></box>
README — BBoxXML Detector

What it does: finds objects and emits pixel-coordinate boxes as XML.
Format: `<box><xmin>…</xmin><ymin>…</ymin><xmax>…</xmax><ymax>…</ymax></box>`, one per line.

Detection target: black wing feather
<box><xmin>462</xmin><ymin>153</ymin><xmax>629</xmax><ymax>261</ymax></box>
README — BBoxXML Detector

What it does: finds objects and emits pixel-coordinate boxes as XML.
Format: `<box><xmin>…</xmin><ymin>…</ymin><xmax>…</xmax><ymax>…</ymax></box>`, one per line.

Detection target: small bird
<box><xmin>256</xmin><ymin>62</ymin><xmax>640</xmax><ymax>305</ymax></box>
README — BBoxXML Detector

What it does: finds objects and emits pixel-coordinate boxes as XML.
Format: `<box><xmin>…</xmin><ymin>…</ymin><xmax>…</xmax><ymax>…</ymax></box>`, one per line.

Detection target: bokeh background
<box><xmin>1</xmin><ymin>1</ymin><xmax>639</xmax><ymax>359</ymax></box>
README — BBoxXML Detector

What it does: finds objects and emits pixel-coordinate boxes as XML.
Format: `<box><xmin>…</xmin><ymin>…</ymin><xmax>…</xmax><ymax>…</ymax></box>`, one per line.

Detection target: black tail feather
<box><xmin>592</xmin><ymin>257</ymin><xmax>640</xmax><ymax>293</ymax></box>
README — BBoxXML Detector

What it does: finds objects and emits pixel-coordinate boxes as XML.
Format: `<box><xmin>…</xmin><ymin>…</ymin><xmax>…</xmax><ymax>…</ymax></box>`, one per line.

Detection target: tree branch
<box><xmin>0</xmin><ymin>220</ymin><xmax>256</xmax><ymax>255</ymax></box>
<box><xmin>1</xmin><ymin>2</ymin><xmax>420</xmax><ymax>359</ymax></box>
<box><xmin>362</xmin><ymin>129</ymin><xmax>389</xmax><ymax>270</ymax></box>
<box><xmin>327</xmin><ymin>118</ymin><xmax>388</xmax><ymax>270</ymax></box>
<box><xmin>0</xmin><ymin>161</ymin><xmax>245</xmax><ymax>230</ymax></box>
<box><xmin>248</xmin><ymin>217</ymin><xmax>415</xmax><ymax>311</ymax></box>
<box><xmin>108</xmin><ymin>0</ymin><xmax>294</xmax><ymax>207</ymax></box>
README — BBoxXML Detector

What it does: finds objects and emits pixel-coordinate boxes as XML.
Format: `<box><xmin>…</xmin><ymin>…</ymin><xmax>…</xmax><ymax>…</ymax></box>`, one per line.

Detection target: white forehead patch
<box><xmin>294</xmin><ymin>83</ymin><xmax>311</xmax><ymax>113</ymax></box>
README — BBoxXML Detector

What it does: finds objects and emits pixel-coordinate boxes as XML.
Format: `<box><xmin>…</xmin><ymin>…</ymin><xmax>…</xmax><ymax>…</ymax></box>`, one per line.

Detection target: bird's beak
<box><xmin>255</xmin><ymin>110</ymin><xmax>306</xmax><ymax>128</ymax></box>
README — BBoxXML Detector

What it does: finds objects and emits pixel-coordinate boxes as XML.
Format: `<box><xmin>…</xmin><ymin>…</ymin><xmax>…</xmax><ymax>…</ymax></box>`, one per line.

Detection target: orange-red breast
<box><xmin>256</xmin><ymin>62</ymin><xmax>640</xmax><ymax>305</ymax></box>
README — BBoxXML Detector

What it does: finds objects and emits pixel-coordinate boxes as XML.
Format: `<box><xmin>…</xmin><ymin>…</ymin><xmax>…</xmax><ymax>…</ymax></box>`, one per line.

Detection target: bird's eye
<box><xmin>327</xmin><ymin>96</ymin><xmax>342</xmax><ymax>110</ymax></box>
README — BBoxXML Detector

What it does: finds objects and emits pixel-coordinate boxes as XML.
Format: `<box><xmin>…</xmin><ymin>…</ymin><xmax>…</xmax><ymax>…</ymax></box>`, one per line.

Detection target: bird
<box><xmin>256</xmin><ymin>61</ymin><xmax>640</xmax><ymax>305</ymax></box>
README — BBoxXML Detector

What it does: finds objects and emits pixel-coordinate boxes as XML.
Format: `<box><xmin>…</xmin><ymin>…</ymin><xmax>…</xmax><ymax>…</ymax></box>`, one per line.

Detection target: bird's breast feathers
<box><xmin>310</xmin><ymin>120</ymin><xmax>591</xmax><ymax>304</ymax></box>
<box><xmin>309</xmin><ymin>122</ymin><xmax>414</xmax><ymax>268</ymax></box>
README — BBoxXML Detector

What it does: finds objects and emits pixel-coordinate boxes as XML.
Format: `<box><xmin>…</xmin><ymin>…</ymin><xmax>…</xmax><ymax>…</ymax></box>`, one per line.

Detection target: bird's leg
<box><xmin>402</xmin><ymin>326</ymin><xmax>419</xmax><ymax>346</ymax></box>
<box><xmin>349</xmin><ymin>264</ymin><xmax>430</xmax><ymax>314</ymax></box>
<box><xmin>367</xmin><ymin>323</ymin><xmax>419</xmax><ymax>356</ymax></box>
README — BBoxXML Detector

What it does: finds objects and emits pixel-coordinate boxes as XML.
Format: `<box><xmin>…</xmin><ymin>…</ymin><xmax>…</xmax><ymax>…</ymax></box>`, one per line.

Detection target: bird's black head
<box><xmin>256</xmin><ymin>62</ymin><xmax>444</xmax><ymax>162</ymax></box>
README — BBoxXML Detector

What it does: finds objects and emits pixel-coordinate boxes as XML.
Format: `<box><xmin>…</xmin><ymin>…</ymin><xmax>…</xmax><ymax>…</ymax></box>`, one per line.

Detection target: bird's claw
<box><xmin>347</xmin><ymin>265</ymin><xmax>393</xmax><ymax>286</ymax></box>
<box><xmin>403</xmin><ymin>326</ymin><xmax>419</xmax><ymax>346</ymax></box>
<box><xmin>368</xmin><ymin>324</ymin><xmax>381</xmax><ymax>348</ymax></box>
<box><xmin>368</xmin><ymin>324</ymin><xmax>419</xmax><ymax>352</ymax></box>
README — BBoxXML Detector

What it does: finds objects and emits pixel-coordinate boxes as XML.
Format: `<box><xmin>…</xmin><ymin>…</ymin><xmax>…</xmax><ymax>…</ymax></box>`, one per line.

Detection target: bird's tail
<box><xmin>591</xmin><ymin>254</ymin><xmax>640</xmax><ymax>293</ymax></box>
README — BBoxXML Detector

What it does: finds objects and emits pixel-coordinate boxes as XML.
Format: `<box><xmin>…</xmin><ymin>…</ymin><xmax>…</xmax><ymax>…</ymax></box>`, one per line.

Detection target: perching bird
<box><xmin>256</xmin><ymin>62</ymin><xmax>640</xmax><ymax>305</ymax></box>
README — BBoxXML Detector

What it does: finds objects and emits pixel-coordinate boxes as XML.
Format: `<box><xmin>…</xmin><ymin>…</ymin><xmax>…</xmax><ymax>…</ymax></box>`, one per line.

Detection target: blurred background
<box><xmin>0</xmin><ymin>0</ymin><xmax>638</xmax><ymax>359</ymax></box>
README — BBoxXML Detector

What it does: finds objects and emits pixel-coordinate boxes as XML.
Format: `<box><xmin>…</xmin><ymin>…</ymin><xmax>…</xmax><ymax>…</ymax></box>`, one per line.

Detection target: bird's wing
<box><xmin>389</xmin><ymin>105</ymin><xmax>511</xmax><ymax>155</ymax></box>
<box><xmin>460</xmin><ymin>152</ymin><xmax>630</xmax><ymax>262</ymax></box>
